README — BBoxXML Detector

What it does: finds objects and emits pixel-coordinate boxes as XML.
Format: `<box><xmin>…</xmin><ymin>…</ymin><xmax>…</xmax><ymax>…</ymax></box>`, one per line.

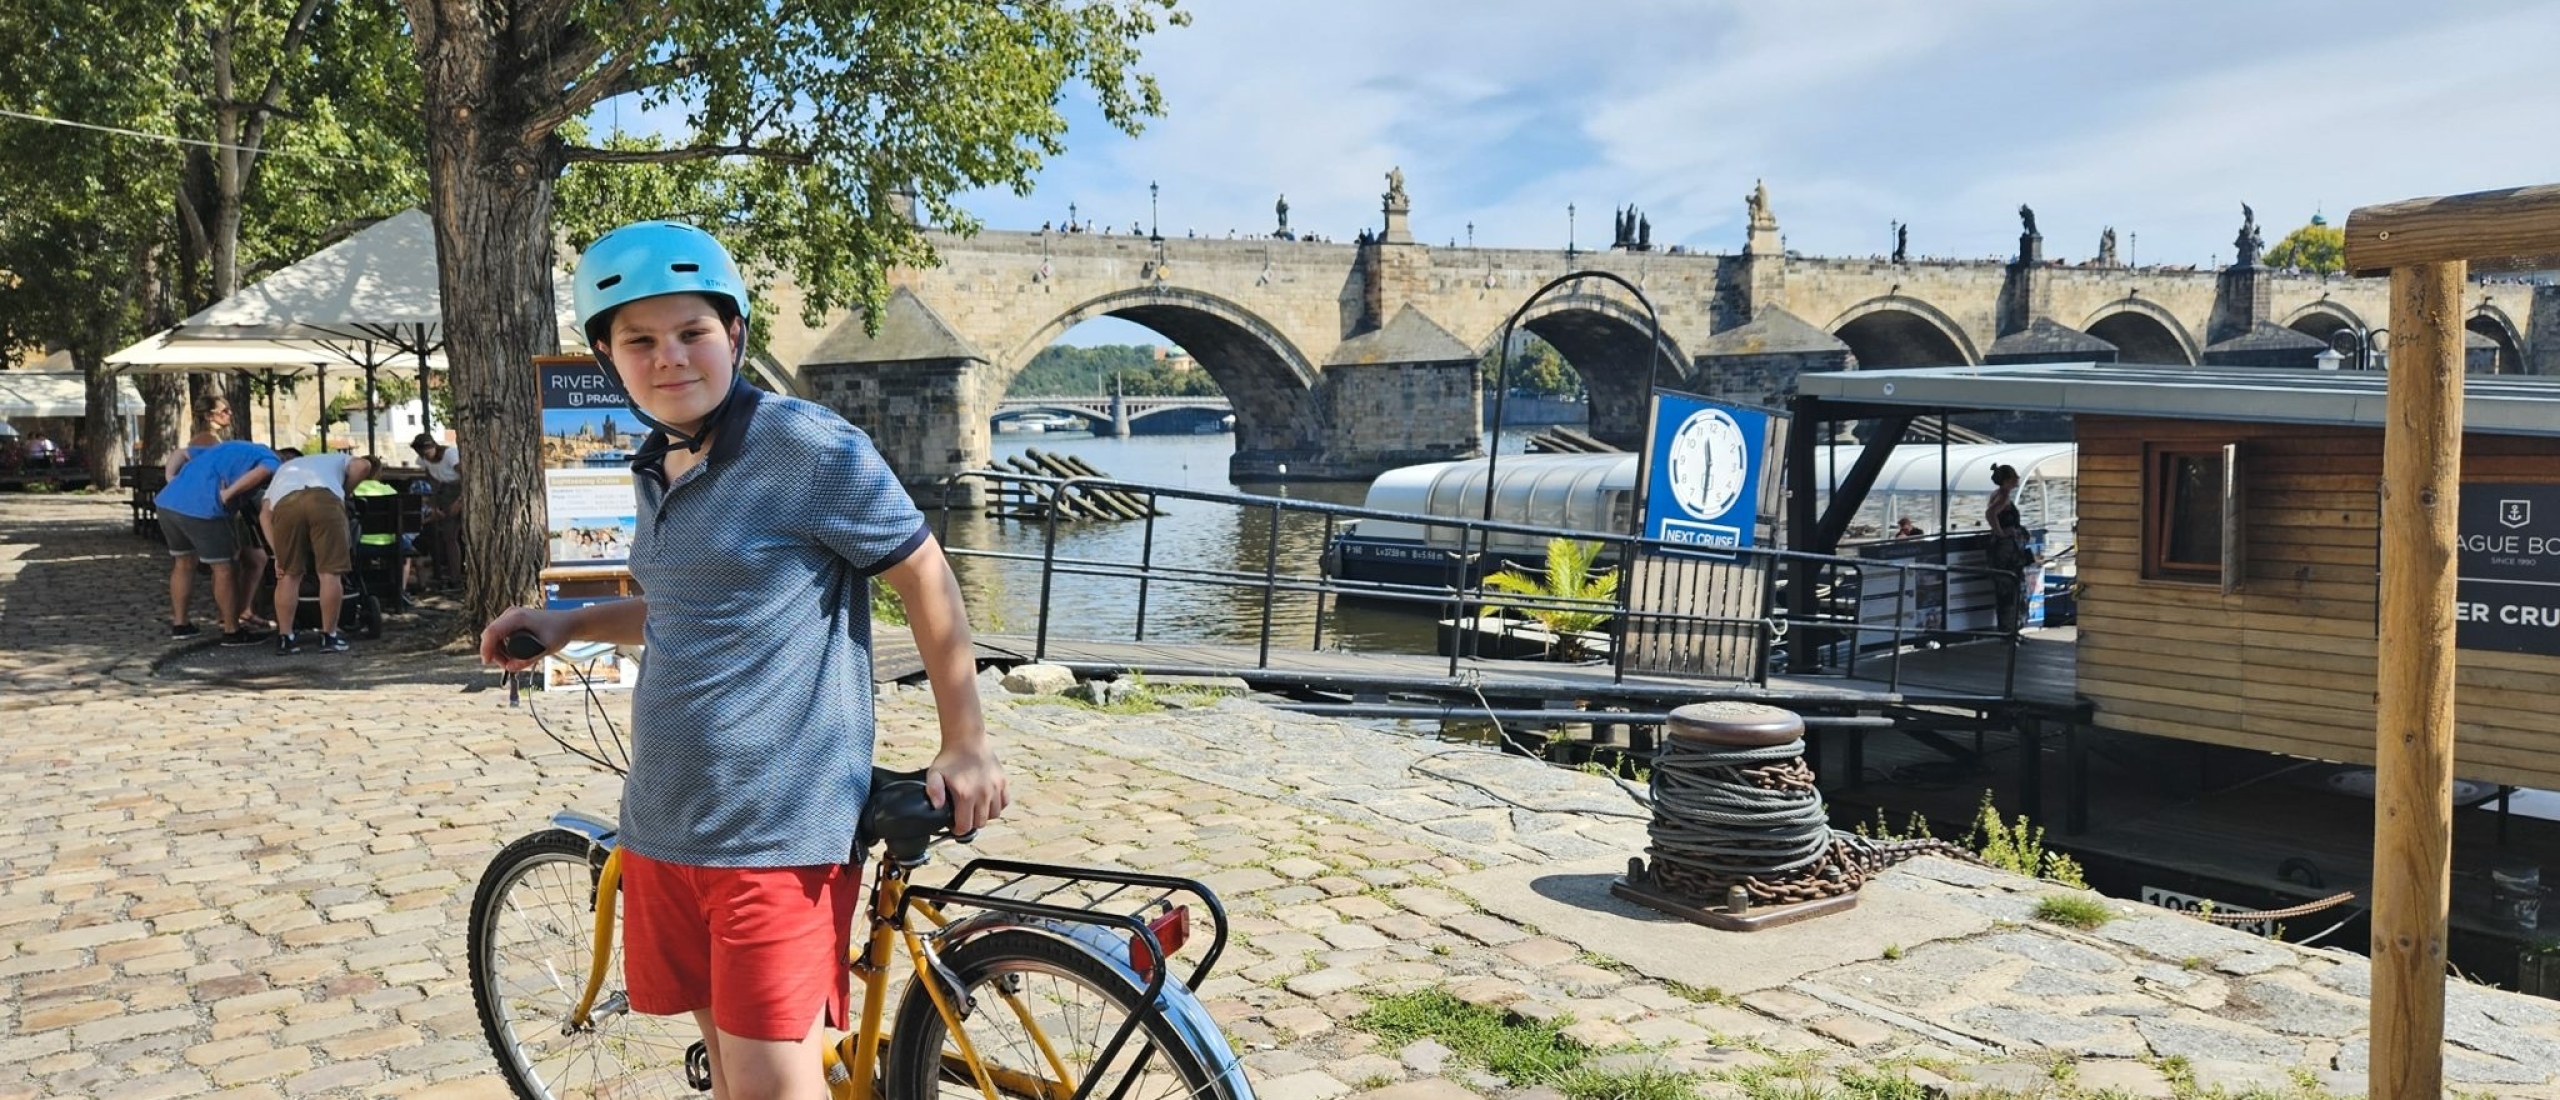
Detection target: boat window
<box><xmin>2146</xmin><ymin>444</ymin><xmax>2230</xmax><ymax>583</ymax></box>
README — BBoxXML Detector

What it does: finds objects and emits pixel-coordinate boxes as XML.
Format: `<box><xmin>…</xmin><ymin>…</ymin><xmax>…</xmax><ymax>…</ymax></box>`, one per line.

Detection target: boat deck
<box><xmin>950</xmin><ymin>627</ymin><xmax>2079</xmax><ymax>713</ymax></box>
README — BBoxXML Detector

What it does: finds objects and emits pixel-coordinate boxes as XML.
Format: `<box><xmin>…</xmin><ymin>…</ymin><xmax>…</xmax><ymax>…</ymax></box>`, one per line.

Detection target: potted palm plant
<box><xmin>1476</xmin><ymin>538</ymin><xmax>1620</xmax><ymax>660</ymax></box>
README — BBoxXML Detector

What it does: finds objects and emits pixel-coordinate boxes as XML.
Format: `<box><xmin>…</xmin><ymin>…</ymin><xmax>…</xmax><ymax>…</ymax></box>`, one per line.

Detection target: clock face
<box><xmin>1667</xmin><ymin>409</ymin><xmax>1748</xmax><ymax>519</ymax></box>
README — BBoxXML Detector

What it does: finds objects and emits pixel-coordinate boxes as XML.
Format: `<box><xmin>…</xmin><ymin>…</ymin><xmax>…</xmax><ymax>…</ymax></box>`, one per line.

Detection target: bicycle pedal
<box><xmin>686</xmin><ymin>1041</ymin><xmax>713</xmax><ymax>1091</ymax></box>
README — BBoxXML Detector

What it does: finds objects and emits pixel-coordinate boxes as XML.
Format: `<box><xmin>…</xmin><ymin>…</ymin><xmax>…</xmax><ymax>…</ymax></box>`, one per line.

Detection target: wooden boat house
<box><xmin>1789</xmin><ymin>362</ymin><xmax>2560</xmax><ymax>985</ymax></box>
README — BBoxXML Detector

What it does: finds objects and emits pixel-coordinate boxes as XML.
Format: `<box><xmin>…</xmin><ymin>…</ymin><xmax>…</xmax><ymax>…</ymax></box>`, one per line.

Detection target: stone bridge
<box><xmin>762</xmin><ymin>188</ymin><xmax>2552</xmax><ymax>491</ymax></box>
<box><xmin>992</xmin><ymin>394</ymin><xmax>1231</xmax><ymax>435</ymax></box>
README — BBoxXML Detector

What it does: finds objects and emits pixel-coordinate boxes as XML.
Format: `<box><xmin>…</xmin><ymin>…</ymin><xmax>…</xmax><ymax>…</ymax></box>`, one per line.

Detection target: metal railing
<box><xmin>934</xmin><ymin>471</ymin><xmax>2025</xmax><ymax>695</ymax></box>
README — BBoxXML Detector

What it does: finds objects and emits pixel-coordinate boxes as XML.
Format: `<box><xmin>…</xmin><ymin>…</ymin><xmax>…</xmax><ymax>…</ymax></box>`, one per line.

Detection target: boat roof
<box><xmin>1808</xmin><ymin>441</ymin><xmax>2076</xmax><ymax>495</ymax></box>
<box><xmin>1797</xmin><ymin>362</ymin><xmax>2560</xmax><ymax>439</ymax></box>
<box><xmin>1364</xmin><ymin>452</ymin><xmax>1636</xmax><ymax>498</ymax></box>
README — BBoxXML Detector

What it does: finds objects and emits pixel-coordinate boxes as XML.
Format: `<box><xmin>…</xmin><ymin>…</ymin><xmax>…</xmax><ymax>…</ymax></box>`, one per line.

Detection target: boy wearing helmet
<box><xmin>481</xmin><ymin>221</ymin><xmax>1007</xmax><ymax>1100</ymax></box>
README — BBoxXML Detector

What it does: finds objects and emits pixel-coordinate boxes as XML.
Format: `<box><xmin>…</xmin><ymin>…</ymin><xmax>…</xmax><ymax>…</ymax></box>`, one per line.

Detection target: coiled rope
<box><xmin>1645</xmin><ymin>730</ymin><xmax>1977</xmax><ymax>906</ymax></box>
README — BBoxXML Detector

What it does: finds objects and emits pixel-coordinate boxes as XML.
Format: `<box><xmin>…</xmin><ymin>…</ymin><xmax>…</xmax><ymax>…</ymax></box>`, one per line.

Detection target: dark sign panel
<box><xmin>2457</xmin><ymin>483</ymin><xmax>2560</xmax><ymax>656</ymax></box>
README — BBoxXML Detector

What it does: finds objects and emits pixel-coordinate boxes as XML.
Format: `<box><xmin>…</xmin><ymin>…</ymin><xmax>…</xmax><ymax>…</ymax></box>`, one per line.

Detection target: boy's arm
<box><xmin>478</xmin><ymin>596</ymin><xmax>649</xmax><ymax>667</ymax></box>
<box><xmin>880</xmin><ymin>532</ymin><xmax>1008</xmax><ymax>835</ymax></box>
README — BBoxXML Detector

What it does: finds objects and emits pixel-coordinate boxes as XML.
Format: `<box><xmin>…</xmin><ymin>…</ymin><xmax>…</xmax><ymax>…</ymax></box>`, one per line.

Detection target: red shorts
<box><xmin>619</xmin><ymin>849</ymin><xmax>858</xmax><ymax>1041</ymax></box>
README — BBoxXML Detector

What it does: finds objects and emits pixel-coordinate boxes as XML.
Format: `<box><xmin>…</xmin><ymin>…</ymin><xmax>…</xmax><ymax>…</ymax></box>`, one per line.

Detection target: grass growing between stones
<box><xmin>2031</xmin><ymin>894</ymin><xmax>2114</xmax><ymax>930</ymax></box>
<box><xmin>1353</xmin><ymin>989</ymin><xmax>1693</xmax><ymax>1100</ymax></box>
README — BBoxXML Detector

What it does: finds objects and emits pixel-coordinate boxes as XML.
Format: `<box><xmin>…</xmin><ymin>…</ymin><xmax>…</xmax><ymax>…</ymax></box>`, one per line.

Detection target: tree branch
<box><xmin>560</xmin><ymin>143</ymin><xmax>814</xmax><ymax>166</ymax></box>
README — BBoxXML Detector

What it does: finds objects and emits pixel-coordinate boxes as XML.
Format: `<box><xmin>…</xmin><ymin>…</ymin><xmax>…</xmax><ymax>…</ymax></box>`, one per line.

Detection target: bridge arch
<box><xmin>2469</xmin><ymin>302</ymin><xmax>2525</xmax><ymax>374</ymax></box>
<box><xmin>1478</xmin><ymin>289</ymin><xmax>1690</xmax><ymax>448</ymax></box>
<box><xmin>1828</xmin><ymin>297</ymin><xmax>1980</xmax><ymax>368</ymax></box>
<box><xmin>2282</xmin><ymin>300</ymin><xmax>2370</xmax><ymax>346</ymax></box>
<box><xmin>2083</xmin><ymin>300</ymin><xmax>2200</xmax><ymax>365</ymax></box>
<box><xmin>1003</xmin><ymin>285</ymin><xmax>1322</xmax><ymax>454</ymax></box>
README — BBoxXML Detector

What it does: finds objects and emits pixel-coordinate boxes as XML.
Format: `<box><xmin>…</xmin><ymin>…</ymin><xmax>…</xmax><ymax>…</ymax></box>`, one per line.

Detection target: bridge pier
<box><xmin>1238</xmin><ymin>308</ymin><xmax>1482</xmax><ymax>481</ymax></box>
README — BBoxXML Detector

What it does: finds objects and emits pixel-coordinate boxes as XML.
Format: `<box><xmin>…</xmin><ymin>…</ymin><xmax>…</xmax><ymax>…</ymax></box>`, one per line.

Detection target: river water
<box><xmin>932</xmin><ymin>429</ymin><xmax>1543</xmax><ymax>656</ymax></box>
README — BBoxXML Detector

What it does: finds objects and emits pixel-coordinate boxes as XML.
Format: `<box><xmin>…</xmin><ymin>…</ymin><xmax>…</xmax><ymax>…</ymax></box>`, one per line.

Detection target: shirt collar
<box><xmin>631</xmin><ymin>383</ymin><xmax>764</xmax><ymax>483</ymax></box>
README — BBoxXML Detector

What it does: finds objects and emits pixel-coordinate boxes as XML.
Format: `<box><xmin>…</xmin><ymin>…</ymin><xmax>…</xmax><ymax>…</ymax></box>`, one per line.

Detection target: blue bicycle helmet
<box><xmin>571</xmin><ymin>220</ymin><xmax>753</xmax><ymax>456</ymax></box>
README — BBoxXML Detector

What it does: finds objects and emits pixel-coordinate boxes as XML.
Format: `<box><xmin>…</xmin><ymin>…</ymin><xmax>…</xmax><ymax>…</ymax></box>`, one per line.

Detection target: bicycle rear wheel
<box><xmin>468</xmin><ymin>829</ymin><xmax>698</xmax><ymax>1100</ymax></box>
<box><xmin>884</xmin><ymin>929</ymin><xmax>1234</xmax><ymax>1100</ymax></box>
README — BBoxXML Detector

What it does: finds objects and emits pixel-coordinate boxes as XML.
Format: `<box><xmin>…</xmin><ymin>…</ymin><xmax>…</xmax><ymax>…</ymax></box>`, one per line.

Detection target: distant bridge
<box><xmin>992</xmin><ymin>395</ymin><xmax>1232</xmax><ymax>433</ymax></box>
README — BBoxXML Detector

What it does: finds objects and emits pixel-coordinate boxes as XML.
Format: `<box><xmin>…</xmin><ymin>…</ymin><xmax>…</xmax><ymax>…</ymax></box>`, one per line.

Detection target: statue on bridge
<box><xmin>1275</xmin><ymin>193</ymin><xmax>1290</xmax><ymax>239</ymax></box>
<box><xmin>2234</xmin><ymin>203</ymin><xmax>2264</xmax><ymax>268</ymax></box>
<box><xmin>2098</xmin><ymin>226</ymin><xmax>2119</xmax><ymax>267</ymax></box>
<box><xmin>1747</xmin><ymin>180</ymin><xmax>1776</xmax><ymax>231</ymax></box>
<box><xmin>1893</xmin><ymin>223</ymin><xmax>1909</xmax><ymax>264</ymax></box>
<box><xmin>1384</xmin><ymin>167</ymin><xmax>1408</xmax><ymax>208</ymax></box>
<box><xmin>2017</xmin><ymin>203</ymin><xmax>2038</xmax><ymax>239</ymax></box>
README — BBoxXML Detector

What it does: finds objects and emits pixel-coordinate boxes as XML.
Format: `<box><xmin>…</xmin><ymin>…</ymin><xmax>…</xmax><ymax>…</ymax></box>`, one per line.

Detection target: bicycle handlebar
<box><xmin>503</xmin><ymin>629</ymin><xmax>547</xmax><ymax>662</ymax></box>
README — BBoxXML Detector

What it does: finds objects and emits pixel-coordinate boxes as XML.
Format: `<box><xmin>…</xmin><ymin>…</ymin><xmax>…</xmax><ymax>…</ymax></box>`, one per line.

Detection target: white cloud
<box><xmin>959</xmin><ymin>0</ymin><xmax>2560</xmax><ymax>268</ymax></box>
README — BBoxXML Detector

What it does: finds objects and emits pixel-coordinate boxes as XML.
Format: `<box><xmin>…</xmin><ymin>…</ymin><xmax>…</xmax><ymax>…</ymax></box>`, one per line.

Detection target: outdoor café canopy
<box><xmin>169</xmin><ymin>207</ymin><xmax>581</xmax><ymax>352</ymax></box>
<box><xmin>162</xmin><ymin>207</ymin><xmax>577</xmax><ymax>450</ymax></box>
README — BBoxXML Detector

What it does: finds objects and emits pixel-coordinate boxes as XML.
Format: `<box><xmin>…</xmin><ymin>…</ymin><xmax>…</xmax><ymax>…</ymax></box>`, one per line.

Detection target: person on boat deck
<box><xmin>1985</xmin><ymin>464</ymin><xmax>2029</xmax><ymax>639</ymax></box>
<box><xmin>1893</xmin><ymin>516</ymin><xmax>1925</xmax><ymax>539</ymax></box>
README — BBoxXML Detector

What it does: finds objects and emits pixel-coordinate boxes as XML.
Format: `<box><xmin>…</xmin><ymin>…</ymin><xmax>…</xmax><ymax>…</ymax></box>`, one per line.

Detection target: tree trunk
<box><xmin>78</xmin><ymin>346</ymin><xmax>128</xmax><ymax>491</ymax></box>
<box><xmin>413</xmin><ymin>12</ymin><xmax>564</xmax><ymax>631</ymax></box>
<box><xmin>135</xmin><ymin>238</ymin><xmax>185</xmax><ymax>461</ymax></box>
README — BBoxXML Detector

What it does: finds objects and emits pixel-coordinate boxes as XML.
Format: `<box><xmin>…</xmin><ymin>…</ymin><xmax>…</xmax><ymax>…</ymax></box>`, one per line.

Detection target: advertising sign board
<box><xmin>2457</xmin><ymin>483</ymin><xmax>2560</xmax><ymax>657</ymax></box>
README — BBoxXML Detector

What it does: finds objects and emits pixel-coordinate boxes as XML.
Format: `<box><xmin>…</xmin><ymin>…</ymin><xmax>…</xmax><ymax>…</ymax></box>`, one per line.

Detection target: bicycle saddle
<box><xmin>860</xmin><ymin>767</ymin><xmax>962</xmax><ymax>861</ymax></box>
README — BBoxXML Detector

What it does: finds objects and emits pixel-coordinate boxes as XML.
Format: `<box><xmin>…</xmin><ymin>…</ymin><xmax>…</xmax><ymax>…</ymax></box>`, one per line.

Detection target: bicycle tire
<box><xmin>884</xmin><ymin>929</ymin><xmax>1233</xmax><ymax>1100</ymax></box>
<box><xmin>467</xmin><ymin>829</ymin><xmax>697</xmax><ymax>1100</ymax></box>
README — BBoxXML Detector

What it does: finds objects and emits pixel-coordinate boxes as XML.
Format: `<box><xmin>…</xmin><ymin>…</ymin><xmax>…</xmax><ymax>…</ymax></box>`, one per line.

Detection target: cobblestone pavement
<box><xmin>5</xmin><ymin>493</ymin><xmax>2559</xmax><ymax>1100</ymax></box>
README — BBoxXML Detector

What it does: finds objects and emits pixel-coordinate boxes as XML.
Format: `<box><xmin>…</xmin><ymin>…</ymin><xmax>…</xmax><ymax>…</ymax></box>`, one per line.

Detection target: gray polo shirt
<box><xmin>618</xmin><ymin>386</ymin><xmax>928</xmax><ymax>867</ymax></box>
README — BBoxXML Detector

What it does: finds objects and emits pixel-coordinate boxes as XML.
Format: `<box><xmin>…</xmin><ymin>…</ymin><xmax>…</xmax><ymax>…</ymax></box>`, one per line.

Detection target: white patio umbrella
<box><xmin>107</xmin><ymin>331</ymin><xmax>349</xmax><ymax>444</ymax></box>
<box><xmin>165</xmin><ymin>207</ymin><xmax>578</xmax><ymax>454</ymax></box>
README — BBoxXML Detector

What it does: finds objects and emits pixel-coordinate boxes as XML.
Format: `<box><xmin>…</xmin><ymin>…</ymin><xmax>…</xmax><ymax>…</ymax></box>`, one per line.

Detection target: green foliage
<box><xmin>1965</xmin><ymin>790</ymin><xmax>2086</xmax><ymax>887</ymax></box>
<box><xmin>2033</xmin><ymin>894</ymin><xmax>2114</xmax><ymax>930</ymax></box>
<box><xmin>1855</xmin><ymin>808</ymin><xmax>1937</xmax><ymax>843</ymax></box>
<box><xmin>513</xmin><ymin>0</ymin><xmax>1190</xmax><ymax>329</ymax></box>
<box><xmin>1480</xmin><ymin>539</ymin><xmax>1621</xmax><ymax>658</ymax></box>
<box><xmin>1483</xmin><ymin>334</ymin><xmax>1584</xmax><ymax>398</ymax></box>
<box><xmin>1005</xmin><ymin>344</ymin><xmax>1218</xmax><ymax>397</ymax></box>
<box><xmin>2261</xmin><ymin>222</ymin><xmax>2345</xmax><ymax>275</ymax></box>
<box><xmin>1354</xmin><ymin>989</ymin><xmax>1698</xmax><ymax>1100</ymax></box>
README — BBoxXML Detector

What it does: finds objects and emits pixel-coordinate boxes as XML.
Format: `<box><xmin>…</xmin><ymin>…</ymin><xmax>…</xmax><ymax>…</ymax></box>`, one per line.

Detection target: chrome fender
<box><xmin>548</xmin><ymin>810</ymin><xmax>619</xmax><ymax>850</ymax></box>
<box><xmin>934</xmin><ymin>914</ymin><xmax>1255</xmax><ymax>1100</ymax></box>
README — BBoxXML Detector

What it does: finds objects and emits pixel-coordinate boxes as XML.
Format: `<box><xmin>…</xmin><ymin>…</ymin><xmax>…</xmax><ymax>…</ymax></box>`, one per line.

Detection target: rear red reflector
<box><xmin>1129</xmin><ymin>905</ymin><xmax>1189</xmax><ymax>981</ymax></box>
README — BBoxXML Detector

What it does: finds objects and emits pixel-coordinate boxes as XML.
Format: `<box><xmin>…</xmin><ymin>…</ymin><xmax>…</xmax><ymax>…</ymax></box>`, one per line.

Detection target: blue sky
<box><xmin>947</xmin><ymin>0</ymin><xmax>2560</xmax><ymax>348</ymax></box>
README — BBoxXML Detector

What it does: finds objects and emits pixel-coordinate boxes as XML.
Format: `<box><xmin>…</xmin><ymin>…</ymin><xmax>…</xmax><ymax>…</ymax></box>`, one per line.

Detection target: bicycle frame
<box><xmin>540</xmin><ymin>810</ymin><xmax>1250</xmax><ymax>1100</ymax></box>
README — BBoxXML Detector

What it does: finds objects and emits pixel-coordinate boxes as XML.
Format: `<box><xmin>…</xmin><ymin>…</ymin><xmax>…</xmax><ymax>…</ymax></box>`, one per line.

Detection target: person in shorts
<box><xmin>153</xmin><ymin>438</ymin><xmax>279</xmax><ymax>644</ymax></box>
<box><xmin>480</xmin><ymin>220</ymin><xmax>1006</xmax><ymax>1100</ymax></box>
<box><xmin>262</xmin><ymin>451</ymin><xmax>376</xmax><ymax>654</ymax></box>
<box><xmin>410</xmin><ymin>431</ymin><xmax>465</xmax><ymax>589</ymax></box>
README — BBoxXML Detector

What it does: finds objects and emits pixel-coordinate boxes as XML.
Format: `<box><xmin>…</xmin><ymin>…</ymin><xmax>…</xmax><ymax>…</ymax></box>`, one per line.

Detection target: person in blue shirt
<box><xmin>155</xmin><ymin>438</ymin><xmax>280</xmax><ymax>644</ymax></box>
<box><xmin>480</xmin><ymin>221</ymin><xmax>1006</xmax><ymax>1100</ymax></box>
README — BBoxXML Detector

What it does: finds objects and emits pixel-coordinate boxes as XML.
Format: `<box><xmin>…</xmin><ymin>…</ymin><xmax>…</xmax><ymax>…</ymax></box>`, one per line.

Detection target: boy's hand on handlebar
<box><xmin>925</xmin><ymin>742</ymin><xmax>1008</xmax><ymax>837</ymax></box>
<box><xmin>479</xmin><ymin>608</ymin><xmax>565</xmax><ymax>671</ymax></box>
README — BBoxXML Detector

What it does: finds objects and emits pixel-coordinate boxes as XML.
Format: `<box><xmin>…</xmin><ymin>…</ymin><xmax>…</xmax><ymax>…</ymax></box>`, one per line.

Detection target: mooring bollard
<box><xmin>1615</xmin><ymin>700</ymin><xmax>1982</xmax><ymax>931</ymax></box>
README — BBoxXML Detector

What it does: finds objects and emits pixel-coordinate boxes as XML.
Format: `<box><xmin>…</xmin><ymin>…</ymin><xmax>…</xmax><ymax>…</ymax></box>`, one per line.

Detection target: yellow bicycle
<box><xmin>467</xmin><ymin>665</ymin><xmax>1251</xmax><ymax>1100</ymax></box>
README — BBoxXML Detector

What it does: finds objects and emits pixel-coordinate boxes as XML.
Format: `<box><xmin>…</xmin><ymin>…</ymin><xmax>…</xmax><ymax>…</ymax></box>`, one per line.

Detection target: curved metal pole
<box><xmin>1475</xmin><ymin>269</ymin><xmax>1667</xmax><ymax>681</ymax></box>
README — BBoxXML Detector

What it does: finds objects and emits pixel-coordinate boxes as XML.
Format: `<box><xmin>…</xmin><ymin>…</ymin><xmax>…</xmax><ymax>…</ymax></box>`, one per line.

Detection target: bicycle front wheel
<box><xmin>884</xmin><ymin>930</ymin><xmax>1232</xmax><ymax>1100</ymax></box>
<box><xmin>467</xmin><ymin>829</ymin><xmax>697</xmax><ymax>1100</ymax></box>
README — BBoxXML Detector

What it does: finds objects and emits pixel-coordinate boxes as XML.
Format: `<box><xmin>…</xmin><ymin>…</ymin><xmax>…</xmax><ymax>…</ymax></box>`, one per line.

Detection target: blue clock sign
<box><xmin>1643</xmin><ymin>390</ymin><xmax>1771</xmax><ymax>557</ymax></box>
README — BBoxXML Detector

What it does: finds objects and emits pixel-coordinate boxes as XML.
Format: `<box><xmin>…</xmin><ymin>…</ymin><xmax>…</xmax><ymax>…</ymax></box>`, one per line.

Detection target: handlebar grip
<box><xmin>502</xmin><ymin>630</ymin><xmax>548</xmax><ymax>662</ymax></box>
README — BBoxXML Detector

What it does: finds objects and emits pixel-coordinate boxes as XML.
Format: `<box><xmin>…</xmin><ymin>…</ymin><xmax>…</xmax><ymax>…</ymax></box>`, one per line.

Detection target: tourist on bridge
<box><xmin>481</xmin><ymin>219</ymin><xmax>1007</xmax><ymax>1100</ymax></box>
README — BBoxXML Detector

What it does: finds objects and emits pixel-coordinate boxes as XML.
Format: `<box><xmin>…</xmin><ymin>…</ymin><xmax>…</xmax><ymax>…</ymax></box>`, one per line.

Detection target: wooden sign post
<box><xmin>2344</xmin><ymin>183</ymin><xmax>2560</xmax><ymax>1100</ymax></box>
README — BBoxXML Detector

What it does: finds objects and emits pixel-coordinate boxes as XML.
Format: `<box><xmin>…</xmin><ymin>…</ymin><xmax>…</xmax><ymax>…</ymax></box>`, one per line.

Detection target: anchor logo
<box><xmin>2501</xmin><ymin>499</ymin><xmax>2533</xmax><ymax>529</ymax></box>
